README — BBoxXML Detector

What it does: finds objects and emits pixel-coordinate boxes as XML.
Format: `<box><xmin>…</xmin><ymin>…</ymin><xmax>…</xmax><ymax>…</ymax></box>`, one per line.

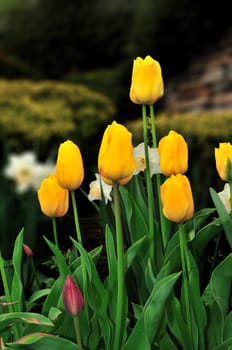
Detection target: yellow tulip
<box><xmin>129</xmin><ymin>55</ymin><xmax>164</xmax><ymax>105</ymax></box>
<box><xmin>215</xmin><ymin>142</ymin><xmax>232</xmax><ymax>181</ymax></box>
<box><xmin>37</xmin><ymin>175</ymin><xmax>69</xmax><ymax>218</ymax></box>
<box><xmin>56</xmin><ymin>140</ymin><xmax>84</xmax><ymax>190</ymax></box>
<box><xmin>158</xmin><ymin>130</ymin><xmax>188</xmax><ymax>176</ymax></box>
<box><xmin>98</xmin><ymin>121</ymin><xmax>135</xmax><ymax>185</ymax></box>
<box><xmin>160</xmin><ymin>174</ymin><xmax>194</xmax><ymax>223</ymax></box>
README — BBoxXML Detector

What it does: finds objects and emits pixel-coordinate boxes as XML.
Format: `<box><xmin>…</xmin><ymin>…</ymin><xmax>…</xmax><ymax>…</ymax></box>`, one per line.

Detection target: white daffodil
<box><xmin>88</xmin><ymin>173</ymin><xmax>112</xmax><ymax>204</ymax></box>
<box><xmin>3</xmin><ymin>151</ymin><xmax>55</xmax><ymax>193</ymax></box>
<box><xmin>32</xmin><ymin>161</ymin><xmax>56</xmax><ymax>190</ymax></box>
<box><xmin>133</xmin><ymin>142</ymin><xmax>161</xmax><ymax>176</ymax></box>
<box><xmin>218</xmin><ymin>183</ymin><xmax>231</xmax><ymax>213</ymax></box>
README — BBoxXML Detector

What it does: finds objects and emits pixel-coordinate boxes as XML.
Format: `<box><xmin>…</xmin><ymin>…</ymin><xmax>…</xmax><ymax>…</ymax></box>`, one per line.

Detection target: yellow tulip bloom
<box><xmin>129</xmin><ymin>55</ymin><xmax>164</xmax><ymax>105</ymax></box>
<box><xmin>38</xmin><ymin>175</ymin><xmax>69</xmax><ymax>218</ymax></box>
<box><xmin>215</xmin><ymin>142</ymin><xmax>232</xmax><ymax>181</ymax></box>
<box><xmin>160</xmin><ymin>174</ymin><xmax>194</xmax><ymax>223</ymax></box>
<box><xmin>158</xmin><ymin>130</ymin><xmax>188</xmax><ymax>176</ymax></box>
<box><xmin>56</xmin><ymin>140</ymin><xmax>84</xmax><ymax>190</ymax></box>
<box><xmin>98</xmin><ymin>121</ymin><xmax>135</xmax><ymax>185</ymax></box>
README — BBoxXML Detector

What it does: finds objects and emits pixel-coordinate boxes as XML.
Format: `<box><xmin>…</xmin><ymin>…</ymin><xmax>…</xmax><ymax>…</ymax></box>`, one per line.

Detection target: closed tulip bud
<box><xmin>129</xmin><ymin>55</ymin><xmax>164</xmax><ymax>105</ymax></box>
<box><xmin>215</xmin><ymin>142</ymin><xmax>232</xmax><ymax>181</ymax></box>
<box><xmin>37</xmin><ymin>175</ymin><xmax>69</xmax><ymax>218</ymax></box>
<box><xmin>158</xmin><ymin>130</ymin><xmax>188</xmax><ymax>176</ymax></box>
<box><xmin>98</xmin><ymin>121</ymin><xmax>135</xmax><ymax>185</ymax></box>
<box><xmin>23</xmin><ymin>243</ymin><xmax>34</xmax><ymax>257</ymax></box>
<box><xmin>56</xmin><ymin>140</ymin><xmax>84</xmax><ymax>190</ymax></box>
<box><xmin>63</xmin><ymin>275</ymin><xmax>84</xmax><ymax>316</ymax></box>
<box><xmin>160</xmin><ymin>174</ymin><xmax>194</xmax><ymax>223</ymax></box>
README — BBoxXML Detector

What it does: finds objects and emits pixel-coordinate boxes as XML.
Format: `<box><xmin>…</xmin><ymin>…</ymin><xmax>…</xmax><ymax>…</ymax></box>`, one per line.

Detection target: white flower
<box><xmin>218</xmin><ymin>183</ymin><xmax>231</xmax><ymax>213</ymax></box>
<box><xmin>32</xmin><ymin>161</ymin><xmax>56</xmax><ymax>190</ymax></box>
<box><xmin>133</xmin><ymin>142</ymin><xmax>161</xmax><ymax>176</ymax></box>
<box><xmin>3</xmin><ymin>151</ymin><xmax>55</xmax><ymax>193</ymax></box>
<box><xmin>88</xmin><ymin>173</ymin><xmax>112</xmax><ymax>204</ymax></box>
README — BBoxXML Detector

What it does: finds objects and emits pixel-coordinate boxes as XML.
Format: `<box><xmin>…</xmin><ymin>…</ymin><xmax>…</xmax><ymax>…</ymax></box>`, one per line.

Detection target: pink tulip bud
<box><xmin>23</xmin><ymin>243</ymin><xmax>34</xmax><ymax>257</ymax></box>
<box><xmin>63</xmin><ymin>275</ymin><xmax>84</xmax><ymax>316</ymax></box>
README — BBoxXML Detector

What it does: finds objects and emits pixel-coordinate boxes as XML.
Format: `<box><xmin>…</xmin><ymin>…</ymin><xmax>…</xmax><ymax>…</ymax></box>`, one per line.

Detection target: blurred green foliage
<box><xmin>0</xmin><ymin>79</ymin><xmax>115</xmax><ymax>152</ymax></box>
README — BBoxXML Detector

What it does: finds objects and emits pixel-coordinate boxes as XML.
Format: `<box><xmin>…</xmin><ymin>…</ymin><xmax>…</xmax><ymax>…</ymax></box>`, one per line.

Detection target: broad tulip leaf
<box><xmin>202</xmin><ymin>253</ymin><xmax>232</xmax><ymax>348</ymax></box>
<box><xmin>0</xmin><ymin>312</ymin><xmax>54</xmax><ymax>333</ymax></box>
<box><xmin>125</xmin><ymin>235</ymin><xmax>147</xmax><ymax>271</ymax></box>
<box><xmin>11</xmin><ymin>228</ymin><xmax>24</xmax><ymax>312</ymax></box>
<box><xmin>212</xmin><ymin>337</ymin><xmax>232</xmax><ymax>350</ymax></box>
<box><xmin>43</xmin><ymin>236</ymin><xmax>70</xmax><ymax>276</ymax></box>
<box><xmin>71</xmin><ymin>239</ymin><xmax>112</xmax><ymax>347</ymax></box>
<box><xmin>26</xmin><ymin>289</ymin><xmax>50</xmax><ymax>311</ymax></box>
<box><xmin>105</xmin><ymin>224</ymin><xmax>117</xmax><ymax>284</ymax></box>
<box><xmin>119</xmin><ymin>186</ymin><xmax>149</xmax><ymax>243</ymax></box>
<box><xmin>210</xmin><ymin>187</ymin><xmax>232</xmax><ymax>249</ymax></box>
<box><xmin>7</xmin><ymin>332</ymin><xmax>76</xmax><ymax>349</ymax></box>
<box><xmin>122</xmin><ymin>272</ymin><xmax>181</xmax><ymax>350</ymax></box>
<box><xmin>210</xmin><ymin>253</ymin><xmax>232</xmax><ymax>317</ymax></box>
<box><xmin>188</xmin><ymin>253</ymin><xmax>207</xmax><ymax>349</ymax></box>
<box><xmin>42</xmin><ymin>275</ymin><xmax>66</xmax><ymax>315</ymax></box>
<box><xmin>224</xmin><ymin>311</ymin><xmax>232</xmax><ymax>340</ymax></box>
<box><xmin>190</xmin><ymin>217</ymin><xmax>222</xmax><ymax>260</ymax></box>
<box><xmin>166</xmin><ymin>293</ymin><xmax>195</xmax><ymax>350</ymax></box>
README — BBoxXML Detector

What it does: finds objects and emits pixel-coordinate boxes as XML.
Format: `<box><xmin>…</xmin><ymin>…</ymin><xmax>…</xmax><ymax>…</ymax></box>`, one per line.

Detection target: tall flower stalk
<box><xmin>112</xmin><ymin>181</ymin><xmax>126</xmax><ymax>350</ymax></box>
<box><xmin>178</xmin><ymin>223</ymin><xmax>192</xmax><ymax>339</ymax></box>
<box><xmin>142</xmin><ymin>104</ymin><xmax>155</xmax><ymax>264</ymax></box>
<box><xmin>150</xmin><ymin>103</ymin><xmax>168</xmax><ymax>250</ymax></box>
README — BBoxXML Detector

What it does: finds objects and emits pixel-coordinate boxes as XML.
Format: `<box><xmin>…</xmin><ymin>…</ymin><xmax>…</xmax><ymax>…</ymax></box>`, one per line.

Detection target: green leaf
<box><xmin>7</xmin><ymin>332</ymin><xmax>77</xmax><ymax>349</ymax></box>
<box><xmin>212</xmin><ymin>338</ymin><xmax>232</xmax><ymax>350</ymax></box>
<box><xmin>188</xmin><ymin>253</ymin><xmax>207</xmax><ymax>350</ymax></box>
<box><xmin>190</xmin><ymin>217</ymin><xmax>222</xmax><ymax>260</ymax></box>
<box><xmin>166</xmin><ymin>293</ymin><xmax>195</xmax><ymax>350</ymax></box>
<box><xmin>0</xmin><ymin>312</ymin><xmax>54</xmax><ymax>333</ymax></box>
<box><xmin>210</xmin><ymin>187</ymin><xmax>232</xmax><ymax>249</ymax></box>
<box><xmin>105</xmin><ymin>225</ymin><xmax>117</xmax><ymax>285</ymax></box>
<box><xmin>42</xmin><ymin>275</ymin><xmax>66</xmax><ymax>316</ymax></box>
<box><xmin>210</xmin><ymin>253</ymin><xmax>232</xmax><ymax>317</ymax></box>
<box><xmin>125</xmin><ymin>235</ymin><xmax>147</xmax><ymax>271</ymax></box>
<box><xmin>122</xmin><ymin>272</ymin><xmax>181</xmax><ymax>350</ymax></box>
<box><xmin>26</xmin><ymin>289</ymin><xmax>50</xmax><ymax>311</ymax></box>
<box><xmin>71</xmin><ymin>238</ymin><xmax>112</xmax><ymax>347</ymax></box>
<box><xmin>119</xmin><ymin>186</ymin><xmax>149</xmax><ymax>243</ymax></box>
<box><xmin>224</xmin><ymin>311</ymin><xmax>232</xmax><ymax>340</ymax></box>
<box><xmin>202</xmin><ymin>253</ymin><xmax>232</xmax><ymax>348</ymax></box>
<box><xmin>11</xmin><ymin>228</ymin><xmax>24</xmax><ymax>312</ymax></box>
<box><xmin>43</xmin><ymin>236</ymin><xmax>70</xmax><ymax>276</ymax></box>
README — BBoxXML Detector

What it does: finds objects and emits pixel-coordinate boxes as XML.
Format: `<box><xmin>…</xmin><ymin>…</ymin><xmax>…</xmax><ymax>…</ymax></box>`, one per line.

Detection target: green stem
<box><xmin>149</xmin><ymin>104</ymin><xmax>158</xmax><ymax>148</ymax></box>
<box><xmin>73</xmin><ymin>315</ymin><xmax>83</xmax><ymax>350</ymax></box>
<box><xmin>142</xmin><ymin>104</ymin><xmax>155</xmax><ymax>265</ymax></box>
<box><xmin>71</xmin><ymin>191</ymin><xmax>83</xmax><ymax>246</ymax></box>
<box><xmin>52</xmin><ymin>218</ymin><xmax>59</xmax><ymax>249</ymax></box>
<box><xmin>112</xmin><ymin>181</ymin><xmax>126</xmax><ymax>350</ymax></box>
<box><xmin>150</xmin><ymin>104</ymin><xmax>168</xmax><ymax>250</ymax></box>
<box><xmin>178</xmin><ymin>223</ymin><xmax>192</xmax><ymax>339</ymax></box>
<box><xmin>70</xmin><ymin>190</ymin><xmax>88</xmax><ymax>307</ymax></box>
<box><xmin>229</xmin><ymin>182</ymin><xmax>232</xmax><ymax>215</ymax></box>
<box><xmin>0</xmin><ymin>252</ymin><xmax>20</xmax><ymax>340</ymax></box>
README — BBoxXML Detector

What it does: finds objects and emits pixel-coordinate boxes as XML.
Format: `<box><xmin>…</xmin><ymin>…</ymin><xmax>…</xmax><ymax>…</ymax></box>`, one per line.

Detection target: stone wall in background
<box><xmin>164</xmin><ymin>29</ymin><xmax>232</xmax><ymax>113</ymax></box>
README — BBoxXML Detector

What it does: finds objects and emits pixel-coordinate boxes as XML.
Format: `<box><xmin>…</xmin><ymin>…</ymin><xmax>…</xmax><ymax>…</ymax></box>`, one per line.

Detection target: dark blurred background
<box><xmin>0</xmin><ymin>0</ymin><xmax>231</xmax><ymax>118</ymax></box>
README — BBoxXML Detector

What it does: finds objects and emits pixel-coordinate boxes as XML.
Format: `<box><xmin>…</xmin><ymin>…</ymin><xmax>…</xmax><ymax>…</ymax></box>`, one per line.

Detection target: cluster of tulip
<box><xmin>35</xmin><ymin>56</ymin><xmax>232</xmax><ymax>349</ymax></box>
<box><xmin>2</xmin><ymin>55</ymin><xmax>232</xmax><ymax>350</ymax></box>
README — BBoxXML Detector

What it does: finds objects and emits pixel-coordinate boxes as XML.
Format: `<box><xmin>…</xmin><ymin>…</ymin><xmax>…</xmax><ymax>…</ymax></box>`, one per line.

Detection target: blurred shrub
<box><xmin>127</xmin><ymin>111</ymin><xmax>232</xmax><ymax>142</ymax></box>
<box><xmin>0</xmin><ymin>79</ymin><xmax>115</xmax><ymax>152</ymax></box>
<box><xmin>127</xmin><ymin>111</ymin><xmax>232</xmax><ymax>209</ymax></box>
